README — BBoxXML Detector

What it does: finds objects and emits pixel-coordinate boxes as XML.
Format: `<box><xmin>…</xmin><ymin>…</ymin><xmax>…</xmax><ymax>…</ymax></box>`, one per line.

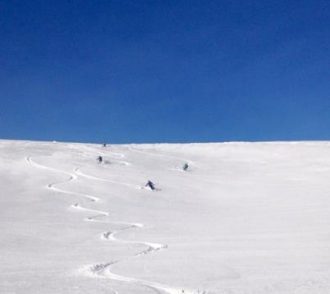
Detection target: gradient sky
<box><xmin>1</xmin><ymin>0</ymin><xmax>329</xmax><ymax>143</ymax></box>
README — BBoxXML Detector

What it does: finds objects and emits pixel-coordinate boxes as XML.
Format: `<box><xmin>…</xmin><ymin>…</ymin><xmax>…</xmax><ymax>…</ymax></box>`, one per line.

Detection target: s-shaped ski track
<box><xmin>26</xmin><ymin>155</ymin><xmax>196</xmax><ymax>294</ymax></box>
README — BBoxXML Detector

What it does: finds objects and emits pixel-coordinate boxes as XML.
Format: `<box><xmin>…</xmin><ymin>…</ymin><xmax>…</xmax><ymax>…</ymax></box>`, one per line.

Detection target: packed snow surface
<box><xmin>1</xmin><ymin>140</ymin><xmax>330</xmax><ymax>294</ymax></box>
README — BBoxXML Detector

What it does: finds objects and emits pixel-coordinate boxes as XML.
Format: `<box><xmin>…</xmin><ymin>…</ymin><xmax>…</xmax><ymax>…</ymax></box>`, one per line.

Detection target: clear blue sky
<box><xmin>1</xmin><ymin>0</ymin><xmax>329</xmax><ymax>143</ymax></box>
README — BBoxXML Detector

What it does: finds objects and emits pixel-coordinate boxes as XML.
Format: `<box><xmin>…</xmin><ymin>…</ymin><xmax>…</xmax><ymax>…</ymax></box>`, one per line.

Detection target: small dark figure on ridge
<box><xmin>97</xmin><ymin>156</ymin><xmax>103</xmax><ymax>163</ymax></box>
<box><xmin>183</xmin><ymin>163</ymin><xmax>189</xmax><ymax>171</ymax></box>
<box><xmin>145</xmin><ymin>180</ymin><xmax>155</xmax><ymax>191</ymax></box>
<box><xmin>102</xmin><ymin>143</ymin><xmax>107</xmax><ymax>147</ymax></box>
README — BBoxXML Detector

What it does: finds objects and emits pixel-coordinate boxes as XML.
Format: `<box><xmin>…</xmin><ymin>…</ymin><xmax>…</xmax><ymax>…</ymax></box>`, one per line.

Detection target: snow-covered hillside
<box><xmin>1</xmin><ymin>140</ymin><xmax>330</xmax><ymax>294</ymax></box>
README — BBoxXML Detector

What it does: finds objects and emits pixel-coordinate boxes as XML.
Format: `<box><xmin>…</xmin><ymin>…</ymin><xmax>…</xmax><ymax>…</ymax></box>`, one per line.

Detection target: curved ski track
<box><xmin>129</xmin><ymin>146</ymin><xmax>194</xmax><ymax>166</ymax></box>
<box><xmin>26</xmin><ymin>154</ymin><xmax>196</xmax><ymax>294</ymax></box>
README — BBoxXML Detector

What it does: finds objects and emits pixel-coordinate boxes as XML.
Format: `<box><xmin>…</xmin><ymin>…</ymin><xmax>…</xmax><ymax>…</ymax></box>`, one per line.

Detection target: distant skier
<box><xmin>97</xmin><ymin>156</ymin><xmax>103</xmax><ymax>163</ymax></box>
<box><xmin>145</xmin><ymin>180</ymin><xmax>156</xmax><ymax>191</ymax></box>
<box><xmin>102</xmin><ymin>143</ymin><xmax>107</xmax><ymax>147</ymax></box>
<box><xmin>183</xmin><ymin>163</ymin><xmax>189</xmax><ymax>171</ymax></box>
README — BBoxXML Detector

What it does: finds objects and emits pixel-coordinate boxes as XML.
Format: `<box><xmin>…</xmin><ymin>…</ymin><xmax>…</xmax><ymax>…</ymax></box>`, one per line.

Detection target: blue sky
<box><xmin>1</xmin><ymin>0</ymin><xmax>329</xmax><ymax>143</ymax></box>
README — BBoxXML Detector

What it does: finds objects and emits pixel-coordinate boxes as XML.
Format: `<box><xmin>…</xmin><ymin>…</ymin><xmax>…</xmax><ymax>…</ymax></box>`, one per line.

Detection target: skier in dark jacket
<box><xmin>183</xmin><ymin>163</ymin><xmax>189</xmax><ymax>171</ymax></box>
<box><xmin>145</xmin><ymin>180</ymin><xmax>155</xmax><ymax>190</ymax></box>
<box><xmin>97</xmin><ymin>156</ymin><xmax>103</xmax><ymax>163</ymax></box>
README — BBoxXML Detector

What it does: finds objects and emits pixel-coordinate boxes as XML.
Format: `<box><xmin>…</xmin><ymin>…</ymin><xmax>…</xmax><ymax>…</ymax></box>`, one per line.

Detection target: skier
<box><xmin>102</xmin><ymin>143</ymin><xmax>107</xmax><ymax>147</ymax></box>
<box><xmin>145</xmin><ymin>180</ymin><xmax>156</xmax><ymax>191</ymax></box>
<box><xmin>97</xmin><ymin>156</ymin><xmax>103</xmax><ymax>163</ymax></box>
<box><xmin>183</xmin><ymin>163</ymin><xmax>189</xmax><ymax>171</ymax></box>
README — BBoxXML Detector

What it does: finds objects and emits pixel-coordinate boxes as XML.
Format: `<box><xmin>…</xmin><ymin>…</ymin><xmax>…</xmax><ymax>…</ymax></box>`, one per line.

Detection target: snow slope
<box><xmin>1</xmin><ymin>140</ymin><xmax>330</xmax><ymax>294</ymax></box>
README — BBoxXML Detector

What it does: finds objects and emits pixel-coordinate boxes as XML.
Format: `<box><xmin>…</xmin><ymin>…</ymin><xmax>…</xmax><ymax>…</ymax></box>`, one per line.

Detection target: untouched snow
<box><xmin>1</xmin><ymin>140</ymin><xmax>330</xmax><ymax>294</ymax></box>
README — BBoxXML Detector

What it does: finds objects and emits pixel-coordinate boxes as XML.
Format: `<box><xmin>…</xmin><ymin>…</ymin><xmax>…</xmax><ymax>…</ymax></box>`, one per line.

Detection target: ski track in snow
<box><xmin>78</xmin><ymin>145</ymin><xmax>131</xmax><ymax>166</ymax></box>
<box><xmin>25</xmin><ymin>153</ymin><xmax>197</xmax><ymax>294</ymax></box>
<box><xmin>74</xmin><ymin>168</ymin><xmax>140</xmax><ymax>189</ymax></box>
<box><xmin>129</xmin><ymin>146</ymin><xmax>195</xmax><ymax>166</ymax></box>
<box><xmin>26</xmin><ymin>157</ymin><xmax>100</xmax><ymax>203</ymax></box>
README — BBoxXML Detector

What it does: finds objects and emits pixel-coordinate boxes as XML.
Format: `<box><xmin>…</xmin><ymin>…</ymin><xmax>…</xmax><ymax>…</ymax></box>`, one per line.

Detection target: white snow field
<box><xmin>1</xmin><ymin>140</ymin><xmax>330</xmax><ymax>294</ymax></box>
